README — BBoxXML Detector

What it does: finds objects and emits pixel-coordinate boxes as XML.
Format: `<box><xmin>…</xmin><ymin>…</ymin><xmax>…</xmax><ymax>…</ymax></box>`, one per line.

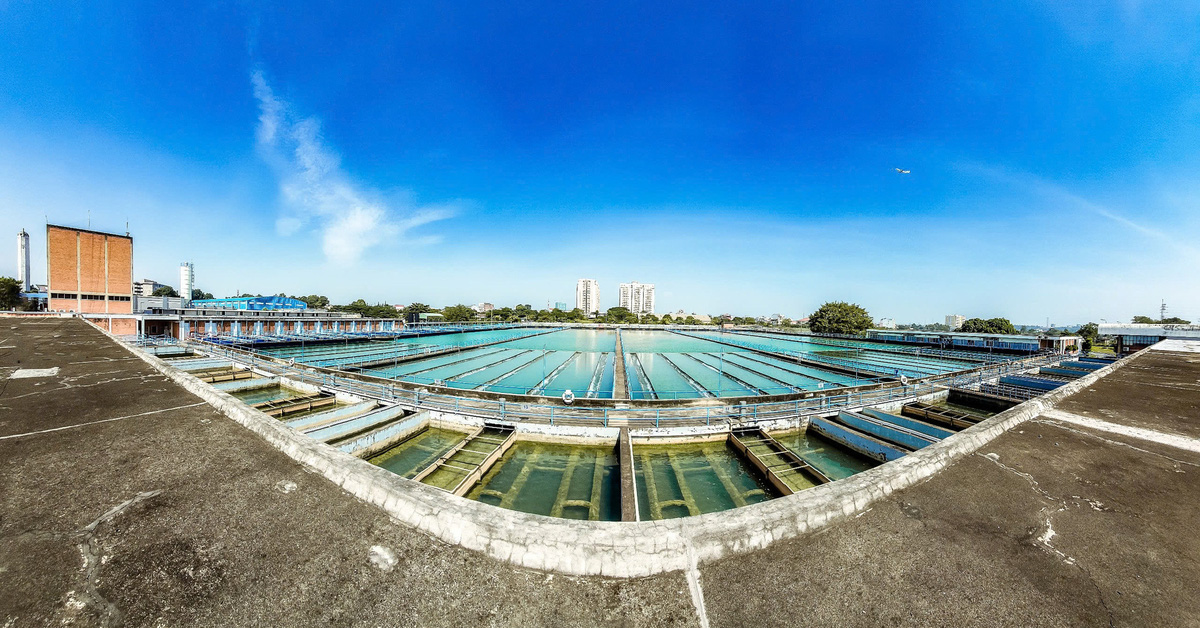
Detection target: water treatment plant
<box><xmin>7</xmin><ymin>4</ymin><xmax>1200</xmax><ymax>624</ymax></box>
<box><xmin>7</xmin><ymin>218</ymin><xmax>1200</xmax><ymax>627</ymax></box>
<box><xmin>6</xmin><ymin>312</ymin><xmax>1200</xmax><ymax>626</ymax></box>
<box><xmin>130</xmin><ymin>322</ymin><xmax>1087</xmax><ymax>525</ymax></box>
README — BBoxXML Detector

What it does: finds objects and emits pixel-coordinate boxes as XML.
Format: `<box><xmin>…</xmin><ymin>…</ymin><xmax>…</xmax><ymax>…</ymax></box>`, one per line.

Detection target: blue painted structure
<box><xmin>191</xmin><ymin>296</ymin><xmax>308</xmax><ymax>311</ymax></box>
<box><xmin>859</xmin><ymin>408</ymin><xmax>955</xmax><ymax>440</ymax></box>
<box><xmin>1061</xmin><ymin>360</ymin><xmax>1105</xmax><ymax>371</ymax></box>
<box><xmin>1039</xmin><ymin>367</ymin><xmax>1087</xmax><ymax>379</ymax></box>
<box><xmin>999</xmin><ymin>374</ymin><xmax>1064</xmax><ymax>391</ymax></box>
<box><xmin>836</xmin><ymin>411</ymin><xmax>937</xmax><ymax>451</ymax></box>
<box><xmin>809</xmin><ymin>417</ymin><xmax>908</xmax><ymax>463</ymax></box>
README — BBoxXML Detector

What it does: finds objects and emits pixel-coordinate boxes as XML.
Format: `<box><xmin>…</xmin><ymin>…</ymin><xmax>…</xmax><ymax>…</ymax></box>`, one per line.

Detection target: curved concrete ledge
<box><xmin>109</xmin><ymin>324</ymin><xmax>1145</xmax><ymax>578</ymax></box>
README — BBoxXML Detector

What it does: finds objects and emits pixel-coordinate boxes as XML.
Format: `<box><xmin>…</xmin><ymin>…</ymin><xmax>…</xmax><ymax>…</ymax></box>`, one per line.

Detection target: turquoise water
<box><xmin>688</xmin><ymin>331</ymin><xmax>968</xmax><ymax>375</ymax></box>
<box><xmin>404</xmin><ymin>349</ymin><xmax>531</xmax><ymax>384</ymax></box>
<box><xmin>482</xmin><ymin>351</ymin><xmax>575</xmax><ymax>393</ymax></box>
<box><xmin>365</xmin><ymin>347</ymin><xmax>511</xmax><ymax>377</ymax></box>
<box><xmin>620</xmin><ymin>329</ymin><xmax>747</xmax><ymax>353</ymax></box>
<box><xmin>251</xmin><ymin>327</ymin><xmax>993</xmax><ymax>398</ymax></box>
<box><xmin>501</xmin><ymin>329</ymin><xmax>616</xmax><ymax>352</ymax></box>
<box><xmin>631</xmin><ymin>353</ymin><xmax>703</xmax><ymax>399</ymax></box>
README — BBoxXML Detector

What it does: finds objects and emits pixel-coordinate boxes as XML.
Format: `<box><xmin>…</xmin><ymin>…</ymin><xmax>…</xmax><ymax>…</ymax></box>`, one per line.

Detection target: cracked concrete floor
<box><xmin>0</xmin><ymin>319</ymin><xmax>697</xmax><ymax>628</ymax></box>
<box><xmin>3</xmin><ymin>318</ymin><xmax>1199</xmax><ymax>627</ymax></box>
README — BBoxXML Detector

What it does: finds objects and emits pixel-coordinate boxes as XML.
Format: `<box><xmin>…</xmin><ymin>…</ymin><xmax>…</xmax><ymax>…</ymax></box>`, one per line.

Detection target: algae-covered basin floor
<box><xmin>466</xmin><ymin>442</ymin><xmax>621</xmax><ymax>521</ymax></box>
<box><xmin>634</xmin><ymin>441</ymin><xmax>779</xmax><ymax>520</ymax></box>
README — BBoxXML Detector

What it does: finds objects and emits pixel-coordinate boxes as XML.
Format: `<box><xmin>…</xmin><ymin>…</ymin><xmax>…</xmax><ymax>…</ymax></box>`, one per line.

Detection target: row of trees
<box><xmin>806</xmin><ymin>304</ymin><xmax>1034</xmax><ymax>339</ymax></box>
<box><xmin>1132</xmin><ymin>315</ymin><xmax>1191</xmax><ymax>324</ymax></box>
<box><xmin>958</xmin><ymin>317</ymin><xmax>1018</xmax><ymax>335</ymax></box>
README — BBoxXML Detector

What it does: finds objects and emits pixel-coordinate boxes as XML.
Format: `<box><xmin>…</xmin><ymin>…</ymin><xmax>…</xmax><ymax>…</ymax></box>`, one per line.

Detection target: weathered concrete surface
<box><xmin>0</xmin><ymin>319</ymin><xmax>696</xmax><ymax>627</ymax></box>
<box><xmin>700</xmin><ymin>344</ymin><xmax>1200</xmax><ymax>627</ymax></box>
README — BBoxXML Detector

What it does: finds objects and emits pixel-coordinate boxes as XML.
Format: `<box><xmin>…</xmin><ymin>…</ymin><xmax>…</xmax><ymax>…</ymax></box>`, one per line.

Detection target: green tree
<box><xmin>191</xmin><ymin>288</ymin><xmax>215</xmax><ymax>301</ymax></box>
<box><xmin>683</xmin><ymin>316</ymin><xmax>698</xmax><ymax>325</ymax></box>
<box><xmin>567</xmin><ymin>308</ymin><xmax>586</xmax><ymax>321</ymax></box>
<box><xmin>333</xmin><ymin>299</ymin><xmax>400</xmax><ymax>318</ymax></box>
<box><xmin>152</xmin><ymin>285</ymin><xmax>179</xmax><ymax>297</ymax></box>
<box><xmin>642</xmin><ymin>313</ymin><xmax>660</xmax><ymax>324</ymax></box>
<box><xmin>1161</xmin><ymin>317</ymin><xmax>1191</xmax><ymax>324</ymax></box>
<box><xmin>402</xmin><ymin>303</ymin><xmax>433</xmax><ymax>319</ymax></box>
<box><xmin>0</xmin><ymin>277</ymin><xmax>21</xmax><ymax>310</ymax></box>
<box><xmin>442</xmin><ymin>304</ymin><xmax>475</xmax><ymax>322</ymax></box>
<box><xmin>807</xmin><ymin>302</ymin><xmax>873</xmax><ymax>335</ymax></box>
<box><xmin>1076</xmin><ymin>322</ymin><xmax>1098</xmax><ymax>352</ymax></box>
<box><xmin>661</xmin><ymin>314</ymin><xmax>674</xmax><ymax>325</ymax></box>
<box><xmin>1131</xmin><ymin>315</ymin><xmax>1157</xmax><ymax>324</ymax></box>
<box><xmin>605</xmin><ymin>307</ymin><xmax>637</xmax><ymax>323</ymax></box>
<box><xmin>959</xmin><ymin>317</ymin><xmax>1017</xmax><ymax>335</ymax></box>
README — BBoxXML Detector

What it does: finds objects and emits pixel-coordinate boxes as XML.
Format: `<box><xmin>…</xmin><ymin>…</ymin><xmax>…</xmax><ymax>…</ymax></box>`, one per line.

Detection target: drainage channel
<box><xmin>628</xmin><ymin>353</ymin><xmax>657</xmax><ymax>400</ymax></box>
<box><xmin>585</xmin><ymin>353</ymin><xmax>609</xmax><ymax>399</ymax></box>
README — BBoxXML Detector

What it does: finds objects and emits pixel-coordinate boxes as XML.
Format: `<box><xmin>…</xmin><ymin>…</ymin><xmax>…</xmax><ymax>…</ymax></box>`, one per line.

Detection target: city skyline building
<box><xmin>946</xmin><ymin>314</ymin><xmax>966</xmax><ymax>330</ymax></box>
<box><xmin>133</xmin><ymin>279</ymin><xmax>167</xmax><ymax>297</ymax></box>
<box><xmin>575</xmin><ymin>278</ymin><xmax>600</xmax><ymax>315</ymax></box>
<box><xmin>619</xmin><ymin>281</ymin><xmax>655</xmax><ymax>315</ymax></box>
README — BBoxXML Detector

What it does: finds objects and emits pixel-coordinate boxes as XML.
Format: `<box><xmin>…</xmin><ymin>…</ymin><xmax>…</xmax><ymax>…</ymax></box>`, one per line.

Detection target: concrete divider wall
<box><xmin>108</xmin><ymin>322</ymin><xmax>1148</xmax><ymax>578</ymax></box>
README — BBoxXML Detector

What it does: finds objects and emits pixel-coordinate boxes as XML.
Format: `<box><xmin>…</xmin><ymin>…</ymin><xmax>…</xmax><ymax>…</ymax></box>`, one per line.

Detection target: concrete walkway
<box><xmin>2</xmin><ymin>318</ymin><xmax>1198</xmax><ymax>627</ymax></box>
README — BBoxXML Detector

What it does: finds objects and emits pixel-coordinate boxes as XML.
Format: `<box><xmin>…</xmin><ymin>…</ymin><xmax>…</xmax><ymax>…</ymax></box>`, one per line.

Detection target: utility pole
<box><xmin>1161</xmin><ymin>300</ymin><xmax>1168</xmax><ymax>323</ymax></box>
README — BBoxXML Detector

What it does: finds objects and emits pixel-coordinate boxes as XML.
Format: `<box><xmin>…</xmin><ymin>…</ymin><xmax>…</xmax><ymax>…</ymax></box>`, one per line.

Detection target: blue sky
<box><xmin>2</xmin><ymin>1</ymin><xmax>1199</xmax><ymax>324</ymax></box>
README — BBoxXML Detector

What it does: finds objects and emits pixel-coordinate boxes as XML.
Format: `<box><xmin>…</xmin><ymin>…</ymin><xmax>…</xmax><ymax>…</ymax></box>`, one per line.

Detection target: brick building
<box><xmin>46</xmin><ymin>224</ymin><xmax>135</xmax><ymax>333</ymax></box>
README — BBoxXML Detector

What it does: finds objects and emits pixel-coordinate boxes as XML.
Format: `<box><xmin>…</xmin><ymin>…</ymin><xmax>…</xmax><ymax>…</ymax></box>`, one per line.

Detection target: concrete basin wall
<box><xmin>114</xmin><ymin>327</ymin><xmax>1145</xmax><ymax>578</ymax></box>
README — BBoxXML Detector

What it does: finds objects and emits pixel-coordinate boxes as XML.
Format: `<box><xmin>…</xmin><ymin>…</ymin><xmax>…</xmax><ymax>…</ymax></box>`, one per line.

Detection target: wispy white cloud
<box><xmin>957</xmin><ymin>162</ymin><xmax>1200</xmax><ymax>263</ymax></box>
<box><xmin>250</xmin><ymin>70</ymin><xmax>457</xmax><ymax>265</ymax></box>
